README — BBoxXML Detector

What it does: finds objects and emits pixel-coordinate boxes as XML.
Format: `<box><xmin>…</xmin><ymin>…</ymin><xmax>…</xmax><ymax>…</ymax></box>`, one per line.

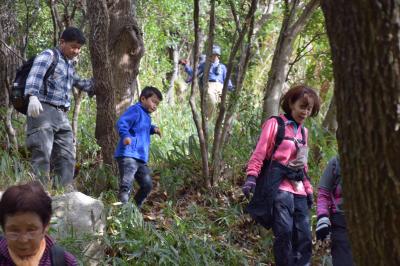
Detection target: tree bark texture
<box><xmin>108</xmin><ymin>0</ymin><xmax>144</xmax><ymax>116</ymax></box>
<box><xmin>0</xmin><ymin>0</ymin><xmax>20</xmax><ymax>150</ymax></box>
<box><xmin>262</xmin><ymin>0</ymin><xmax>320</xmax><ymax>120</ymax></box>
<box><xmin>322</xmin><ymin>94</ymin><xmax>337</xmax><ymax>133</ymax></box>
<box><xmin>87</xmin><ymin>0</ymin><xmax>117</xmax><ymax>165</ymax></box>
<box><xmin>165</xmin><ymin>45</ymin><xmax>179</xmax><ymax>104</ymax></box>
<box><xmin>87</xmin><ymin>0</ymin><xmax>144</xmax><ymax>165</ymax></box>
<box><xmin>321</xmin><ymin>1</ymin><xmax>400</xmax><ymax>265</ymax></box>
<box><xmin>189</xmin><ymin>0</ymin><xmax>210</xmax><ymax>187</ymax></box>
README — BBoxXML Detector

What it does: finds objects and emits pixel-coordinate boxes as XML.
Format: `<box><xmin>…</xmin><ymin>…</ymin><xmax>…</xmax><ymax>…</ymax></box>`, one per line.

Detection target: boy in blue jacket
<box><xmin>115</xmin><ymin>86</ymin><xmax>162</xmax><ymax>207</ymax></box>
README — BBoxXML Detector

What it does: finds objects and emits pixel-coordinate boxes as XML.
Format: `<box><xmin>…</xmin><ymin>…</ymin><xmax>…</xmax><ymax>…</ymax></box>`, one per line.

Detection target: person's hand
<box><xmin>306</xmin><ymin>193</ymin><xmax>313</xmax><ymax>209</ymax></box>
<box><xmin>316</xmin><ymin>216</ymin><xmax>331</xmax><ymax>241</ymax></box>
<box><xmin>123</xmin><ymin>137</ymin><xmax>131</xmax><ymax>145</ymax></box>
<box><xmin>242</xmin><ymin>176</ymin><xmax>256</xmax><ymax>198</ymax></box>
<box><xmin>154</xmin><ymin>127</ymin><xmax>162</xmax><ymax>137</ymax></box>
<box><xmin>27</xmin><ymin>96</ymin><xmax>43</xmax><ymax>117</ymax></box>
<box><xmin>179</xmin><ymin>59</ymin><xmax>188</xmax><ymax>65</ymax></box>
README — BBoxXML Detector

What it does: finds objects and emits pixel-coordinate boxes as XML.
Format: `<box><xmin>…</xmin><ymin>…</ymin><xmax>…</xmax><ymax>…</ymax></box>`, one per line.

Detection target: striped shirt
<box><xmin>0</xmin><ymin>235</ymin><xmax>78</xmax><ymax>265</ymax></box>
<box><xmin>25</xmin><ymin>48</ymin><xmax>93</xmax><ymax>109</ymax></box>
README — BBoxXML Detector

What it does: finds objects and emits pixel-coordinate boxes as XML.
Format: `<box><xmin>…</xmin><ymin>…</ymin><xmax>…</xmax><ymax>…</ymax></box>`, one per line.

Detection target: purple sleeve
<box><xmin>317</xmin><ymin>187</ymin><xmax>332</xmax><ymax>218</ymax></box>
<box><xmin>64</xmin><ymin>251</ymin><xmax>79</xmax><ymax>266</ymax></box>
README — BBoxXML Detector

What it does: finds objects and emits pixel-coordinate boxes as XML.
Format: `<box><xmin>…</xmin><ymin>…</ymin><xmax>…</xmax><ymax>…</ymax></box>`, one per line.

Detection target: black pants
<box><xmin>117</xmin><ymin>157</ymin><xmax>153</xmax><ymax>207</ymax></box>
<box><xmin>272</xmin><ymin>190</ymin><xmax>311</xmax><ymax>266</ymax></box>
<box><xmin>331</xmin><ymin>213</ymin><xmax>354</xmax><ymax>266</ymax></box>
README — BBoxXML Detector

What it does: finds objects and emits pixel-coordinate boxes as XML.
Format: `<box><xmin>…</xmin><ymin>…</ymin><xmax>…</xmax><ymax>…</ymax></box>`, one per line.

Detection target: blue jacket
<box><xmin>114</xmin><ymin>102</ymin><xmax>157</xmax><ymax>163</ymax></box>
<box><xmin>185</xmin><ymin>60</ymin><xmax>233</xmax><ymax>90</ymax></box>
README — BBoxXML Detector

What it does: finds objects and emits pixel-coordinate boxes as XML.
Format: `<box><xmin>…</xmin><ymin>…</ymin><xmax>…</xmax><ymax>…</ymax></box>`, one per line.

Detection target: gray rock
<box><xmin>51</xmin><ymin>192</ymin><xmax>106</xmax><ymax>265</ymax></box>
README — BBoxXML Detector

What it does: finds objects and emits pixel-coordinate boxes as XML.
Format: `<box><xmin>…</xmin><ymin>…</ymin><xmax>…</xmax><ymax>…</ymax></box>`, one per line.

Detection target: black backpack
<box><xmin>10</xmin><ymin>48</ymin><xmax>59</xmax><ymax>114</ymax></box>
<box><xmin>270</xmin><ymin>115</ymin><xmax>305</xmax><ymax>156</ymax></box>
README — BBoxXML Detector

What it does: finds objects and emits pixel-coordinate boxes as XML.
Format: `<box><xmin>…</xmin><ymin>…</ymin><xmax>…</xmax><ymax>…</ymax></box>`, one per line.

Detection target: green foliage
<box><xmin>0</xmin><ymin>148</ymin><xmax>32</xmax><ymax>189</ymax></box>
<box><xmin>289</xmin><ymin>9</ymin><xmax>333</xmax><ymax>87</ymax></box>
<box><xmin>105</xmin><ymin>203</ymin><xmax>246</xmax><ymax>265</ymax></box>
<box><xmin>137</xmin><ymin>0</ymin><xmax>195</xmax><ymax>90</ymax></box>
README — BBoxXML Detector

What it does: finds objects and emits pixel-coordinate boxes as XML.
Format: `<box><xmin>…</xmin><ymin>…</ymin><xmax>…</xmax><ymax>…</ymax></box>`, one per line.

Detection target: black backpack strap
<box><xmin>331</xmin><ymin>157</ymin><xmax>341</xmax><ymax>190</ymax></box>
<box><xmin>300</xmin><ymin>126</ymin><xmax>306</xmax><ymax>145</ymax></box>
<box><xmin>43</xmin><ymin>48</ymin><xmax>59</xmax><ymax>96</ymax></box>
<box><xmin>51</xmin><ymin>244</ymin><xmax>67</xmax><ymax>266</ymax></box>
<box><xmin>270</xmin><ymin>115</ymin><xmax>285</xmax><ymax>156</ymax></box>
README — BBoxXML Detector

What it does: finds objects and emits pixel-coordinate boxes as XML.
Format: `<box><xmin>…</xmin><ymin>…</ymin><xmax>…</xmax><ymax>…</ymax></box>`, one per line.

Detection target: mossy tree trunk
<box><xmin>87</xmin><ymin>0</ymin><xmax>144</xmax><ymax>165</ymax></box>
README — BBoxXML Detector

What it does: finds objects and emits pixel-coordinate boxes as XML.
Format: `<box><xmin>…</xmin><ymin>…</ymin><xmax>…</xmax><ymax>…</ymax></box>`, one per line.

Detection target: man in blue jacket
<box><xmin>179</xmin><ymin>45</ymin><xmax>233</xmax><ymax>117</ymax></box>
<box><xmin>114</xmin><ymin>86</ymin><xmax>162</xmax><ymax>207</ymax></box>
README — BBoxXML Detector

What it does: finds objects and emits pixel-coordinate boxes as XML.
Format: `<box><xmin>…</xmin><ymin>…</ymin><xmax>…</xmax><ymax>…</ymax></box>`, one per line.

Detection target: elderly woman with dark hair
<box><xmin>0</xmin><ymin>181</ymin><xmax>77</xmax><ymax>265</ymax></box>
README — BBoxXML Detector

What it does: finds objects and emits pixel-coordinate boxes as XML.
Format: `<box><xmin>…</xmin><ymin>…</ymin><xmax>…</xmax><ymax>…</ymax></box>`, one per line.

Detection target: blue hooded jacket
<box><xmin>114</xmin><ymin>102</ymin><xmax>157</xmax><ymax>163</ymax></box>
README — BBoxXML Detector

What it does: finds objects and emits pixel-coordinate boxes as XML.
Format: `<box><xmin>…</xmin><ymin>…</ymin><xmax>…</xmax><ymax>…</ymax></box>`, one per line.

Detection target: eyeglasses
<box><xmin>5</xmin><ymin>229</ymin><xmax>44</xmax><ymax>241</ymax></box>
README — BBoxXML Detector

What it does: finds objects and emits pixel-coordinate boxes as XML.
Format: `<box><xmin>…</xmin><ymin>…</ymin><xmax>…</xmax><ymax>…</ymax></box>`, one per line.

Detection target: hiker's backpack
<box><xmin>10</xmin><ymin>48</ymin><xmax>59</xmax><ymax>115</ymax></box>
<box><xmin>51</xmin><ymin>244</ymin><xmax>67</xmax><ymax>266</ymax></box>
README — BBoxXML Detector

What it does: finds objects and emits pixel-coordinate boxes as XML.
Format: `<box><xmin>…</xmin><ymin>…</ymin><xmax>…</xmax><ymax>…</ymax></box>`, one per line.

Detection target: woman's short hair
<box><xmin>280</xmin><ymin>84</ymin><xmax>321</xmax><ymax>117</ymax></box>
<box><xmin>0</xmin><ymin>181</ymin><xmax>52</xmax><ymax>229</ymax></box>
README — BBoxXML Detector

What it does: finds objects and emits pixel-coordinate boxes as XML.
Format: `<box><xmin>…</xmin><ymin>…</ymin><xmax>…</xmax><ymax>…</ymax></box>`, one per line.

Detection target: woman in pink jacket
<box><xmin>242</xmin><ymin>85</ymin><xmax>320</xmax><ymax>266</ymax></box>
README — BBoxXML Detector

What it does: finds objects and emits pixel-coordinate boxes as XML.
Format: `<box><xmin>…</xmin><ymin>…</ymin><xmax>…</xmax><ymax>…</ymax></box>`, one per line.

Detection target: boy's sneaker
<box><xmin>118</xmin><ymin>189</ymin><xmax>130</xmax><ymax>204</ymax></box>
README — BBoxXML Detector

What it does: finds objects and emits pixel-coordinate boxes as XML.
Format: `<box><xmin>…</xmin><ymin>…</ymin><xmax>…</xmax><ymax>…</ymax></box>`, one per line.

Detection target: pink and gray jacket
<box><xmin>246</xmin><ymin>114</ymin><xmax>313</xmax><ymax>196</ymax></box>
<box><xmin>317</xmin><ymin>156</ymin><xmax>343</xmax><ymax>218</ymax></box>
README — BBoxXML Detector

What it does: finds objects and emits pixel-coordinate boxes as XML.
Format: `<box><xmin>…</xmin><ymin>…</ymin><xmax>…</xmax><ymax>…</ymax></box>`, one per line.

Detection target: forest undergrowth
<box><xmin>0</xmin><ymin>101</ymin><xmax>336</xmax><ymax>265</ymax></box>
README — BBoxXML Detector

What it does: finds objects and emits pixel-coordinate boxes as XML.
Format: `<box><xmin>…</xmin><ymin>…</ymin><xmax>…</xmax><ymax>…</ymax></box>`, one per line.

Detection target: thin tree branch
<box><xmin>229</xmin><ymin>0</ymin><xmax>241</xmax><ymax>33</ymax></box>
<box><xmin>189</xmin><ymin>0</ymin><xmax>210</xmax><ymax>187</ymax></box>
<box><xmin>289</xmin><ymin>0</ymin><xmax>320</xmax><ymax>37</ymax></box>
<box><xmin>0</xmin><ymin>38</ymin><xmax>25</xmax><ymax>61</ymax></box>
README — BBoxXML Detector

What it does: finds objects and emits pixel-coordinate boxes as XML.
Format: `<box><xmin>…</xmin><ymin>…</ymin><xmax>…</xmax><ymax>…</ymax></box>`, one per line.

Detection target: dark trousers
<box><xmin>272</xmin><ymin>190</ymin><xmax>311</xmax><ymax>266</ymax></box>
<box><xmin>26</xmin><ymin>103</ymin><xmax>75</xmax><ymax>187</ymax></box>
<box><xmin>117</xmin><ymin>157</ymin><xmax>153</xmax><ymax>207</ymax></box>
<box><xmin>331</xmin><ymin>213</ymin><xmax>354</xmax><ymax>266</ymax></box>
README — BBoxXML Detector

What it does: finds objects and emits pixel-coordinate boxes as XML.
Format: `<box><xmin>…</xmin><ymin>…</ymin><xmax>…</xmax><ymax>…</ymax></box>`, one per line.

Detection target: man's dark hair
<box><xmin>0</xmin><ymin>181</ymin><xmax>52</xmax><ymax>229</ymax></box>
<box><xmin>60</xmin><ymin>27</ymin><xmax>86</xmax><ymax>45</ymax></box>
<box><xmin>140</xmin><ymin>86</ymin><xmax>163</xmax><ymax>101</ymax></box>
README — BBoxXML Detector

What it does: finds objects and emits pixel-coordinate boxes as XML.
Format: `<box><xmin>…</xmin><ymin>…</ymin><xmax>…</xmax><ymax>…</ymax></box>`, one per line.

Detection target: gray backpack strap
<box><xmin>51</xmin><ymin>244</ymin><xmax>67</xmax><ymax>266</ymax></box>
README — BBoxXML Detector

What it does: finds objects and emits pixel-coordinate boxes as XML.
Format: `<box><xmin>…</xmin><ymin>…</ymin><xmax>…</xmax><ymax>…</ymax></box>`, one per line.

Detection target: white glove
<box><xmin>27</xmin><ymin>96</ymin><xmax>43</xmax><ymax>118</ymax></box>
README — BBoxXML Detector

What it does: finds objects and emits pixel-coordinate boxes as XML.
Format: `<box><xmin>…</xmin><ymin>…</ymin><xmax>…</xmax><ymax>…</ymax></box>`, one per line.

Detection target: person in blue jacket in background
<box><xmin>179</xmin><ymin>45</ymin><xmax>233</xmax><ymax>117</ymax></box>
<box><xmin>114</xmin><ymin>86</ymin><xmax>162</xmax><ymax>207</ymax></box>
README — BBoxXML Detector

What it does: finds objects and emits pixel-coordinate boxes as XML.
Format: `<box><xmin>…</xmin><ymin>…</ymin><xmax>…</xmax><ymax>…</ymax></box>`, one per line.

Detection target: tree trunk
<box><xmin>87</xmin><ymin>0</ymin><xmax>117</xmax><ymax>165</ymax></box>
<box><xmin>322</xmin><ymin>94</ymin><xmax>337</xmax><ymax>133</ymax></box>
<box><xmin>321</xmin><ymin>1</ymin><xmax>400</xmax><ymax>265</ymax></box>
<box><xmin>0</xmin><ymin>0</ymin><xmax>20</xmax><ymax>150</ymax></box>
<box><xmin>262</xmin><ymin>0</ymin><xmax>320</xmax><ymax>120</ymax></box>
<box><xmin>87</xmin><ymin>0</ymin><xmax>144</xmax><ymax>165</ymax></box>
<box><xmin>189</xmin><ymin>0</ymin><xmax>210</xmax><ymax>187</ymax></box>
<box><xmin>109</xmin><ymin>0</ymin><xmax>144</xmax><ymax>116</ymax></box>
<box><xmin>71</xmin><ymin>89</ymin><xmax>83</xmax><ymax>154</ymax></box>
<box><xmin>165</xmin><ymin>45</ymin><xmax>179</xmax><ymax>104</ymax></box>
